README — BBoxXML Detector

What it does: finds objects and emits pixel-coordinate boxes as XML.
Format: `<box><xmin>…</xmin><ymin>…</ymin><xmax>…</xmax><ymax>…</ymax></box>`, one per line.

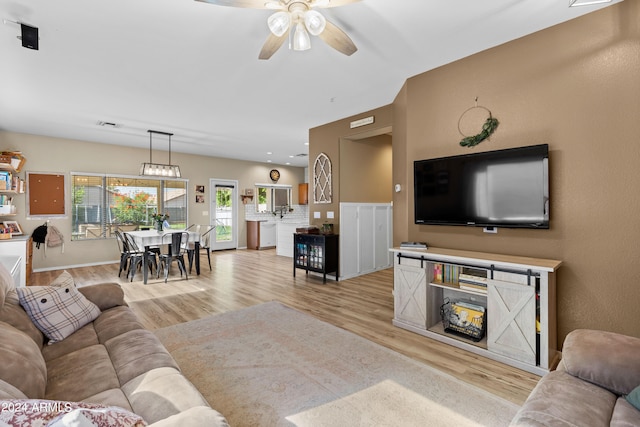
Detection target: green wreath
<box><xmin>458</xmin><ymin>105</ymin><xmax>499</xmax><ymax>148</ymax></box>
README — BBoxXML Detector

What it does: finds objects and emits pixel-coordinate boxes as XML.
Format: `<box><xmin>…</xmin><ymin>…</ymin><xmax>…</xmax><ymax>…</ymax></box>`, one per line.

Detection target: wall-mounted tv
<box><xmin>414</xmin><ymin>144</ymin><xmax>549</xmax><ymax>229</ymax></box>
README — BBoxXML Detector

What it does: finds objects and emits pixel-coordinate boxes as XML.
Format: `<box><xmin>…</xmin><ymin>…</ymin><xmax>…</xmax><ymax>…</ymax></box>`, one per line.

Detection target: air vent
<box><xmin>294</xmin><ymin>153</ymin><xmax>308</xmax><ymax>157</ymax></box>
<box><xmin>97</xmin><ymin>121</ymin><xmax>119</xmax><ymax>128</ymax></box>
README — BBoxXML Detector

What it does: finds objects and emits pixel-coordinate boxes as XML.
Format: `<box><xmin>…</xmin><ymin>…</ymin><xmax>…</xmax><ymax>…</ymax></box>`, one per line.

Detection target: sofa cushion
<box><xmin>16</xmin><ymin>284</ymin><xmax>101</xmax><ymax>344</ymax></box>
<box><xmin>0</xmin><ymin>295</ymin><xmax>45</xmax><ymax>347</ymax></box>
<box><xmin>105</xmin><ymin>329</ymin><xmax>179</xmax><ymax>386</ymax></box>
<box><xmin>0</xmin><ymin>379</ymin><xmax>28</xmax><ymax>399</ymax></box>
<box><xmin>121</xmin><ymin>367</ymin><xmax>210</xmax><ymax>425</ymax></box>
<box><xmin>612</xmin><ymin>397</ymin><xmax>640</xmax><ymax>427</ymax></box>
<box><xmin>77</xmin><ymin>282</ymin><xmax>127</xmax><ymax>311</ymax></box>
<box><xmin>0</xmin><ymin>399</ymin><xmax>147</xmax><ymax>427</ymax></box>
<box><xmin>94</xmin><ymin>306</ymin><xmax>146</xmax><ymax>344</ymax></box>
<box><xmin>41</xmin><ymin>321</ymin><xmax>100</xmax><ymax>362</ymax></box>
<box><xmin>626</xmin><ymin>385</ymin><xmax>640</xmax><ymax>411</ymax></box>
<box><xmin>148</xmin><ymin>406</ymin><xmax>230</xmax><ymax>427</ymax></box>
<box><xmin>46</xmin><ymin>344</ymin><xmax>120</xmax><ymax>402</ymax></box>
<box><xmin>562</xmin><ymin>329</ymin><xmax>640</xmax><ymax>396</ymax></box>
<box><xmin>510</xmin><ymin>370</ymin><xmax>616</xmax><ymax>426</ymax></box>
<box><xmin>0</xmin><ymin>322</ymin><xmax>47</xmax><ymax>398</ymax></box>
<box><xmin>82</xmin><ymin>388</ymin><xmax>135</xmax><ymax>413</ymax></box>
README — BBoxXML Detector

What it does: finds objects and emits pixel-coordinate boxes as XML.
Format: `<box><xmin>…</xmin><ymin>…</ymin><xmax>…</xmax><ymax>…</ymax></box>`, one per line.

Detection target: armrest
<box><xmin>77</xmin><ymin>282</ymin><xmax>126</xmax><ymax>311</ymax></box>
<box><xmin>562</xmin><ymin>329</ymin><xmax>640</xmax><ymax>396</ymax></box>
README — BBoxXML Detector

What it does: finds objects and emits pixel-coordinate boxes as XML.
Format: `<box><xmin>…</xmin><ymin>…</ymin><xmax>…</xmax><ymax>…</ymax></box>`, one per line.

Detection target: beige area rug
<box><xmin>155</xmin><ymin>301</ymin><xmax>519</xmax><ymax>427</ymax></box>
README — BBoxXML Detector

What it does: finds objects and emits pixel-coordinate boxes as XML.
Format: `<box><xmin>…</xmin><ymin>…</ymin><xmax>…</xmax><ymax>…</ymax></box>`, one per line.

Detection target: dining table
<box><xmin>126</xmin><ymin>229</ymin><xmax>200</xmax><ymax>284</ymax></box>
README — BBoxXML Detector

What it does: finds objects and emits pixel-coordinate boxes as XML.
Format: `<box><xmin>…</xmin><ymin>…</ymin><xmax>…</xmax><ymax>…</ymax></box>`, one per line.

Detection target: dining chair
<box><xmin>123</xmin><ymin>232</ymin><xmax>158</xmax><ymax>282</ymax></box>
<box><xmin>158</xmin><ymin>231</ymin><xmax>189</xmax><ymax>283</ymax></box>
<box><xmin>187</xmin><ymin>225</ymin><xmax>215</xmax><ymax>273</ymax></box>
<box><xmin>114</xmin><ymin>230</ymin><xmax>130</xmax><ymax>278</ymax></box>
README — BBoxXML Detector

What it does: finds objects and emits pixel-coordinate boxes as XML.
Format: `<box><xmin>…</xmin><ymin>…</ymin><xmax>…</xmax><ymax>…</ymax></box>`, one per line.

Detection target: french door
<box><xmin>209</xmin><ymin>179</ymin><xmax>238</xmax><ymax>250</ymax></box>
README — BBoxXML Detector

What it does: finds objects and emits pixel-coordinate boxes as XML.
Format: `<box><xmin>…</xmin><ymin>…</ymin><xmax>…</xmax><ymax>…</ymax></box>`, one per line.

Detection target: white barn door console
<box><xmin>390</xmin><ymin>247</ymin><xmax>562</xmax><ymax>375</ymax></box>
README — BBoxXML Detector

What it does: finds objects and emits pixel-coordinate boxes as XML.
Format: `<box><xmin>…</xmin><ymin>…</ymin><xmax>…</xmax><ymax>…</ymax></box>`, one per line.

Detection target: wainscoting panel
<box><xmin>340</xmin><ymin>203</ymin><xmax>393</xmax><ymax>280</ymax></box>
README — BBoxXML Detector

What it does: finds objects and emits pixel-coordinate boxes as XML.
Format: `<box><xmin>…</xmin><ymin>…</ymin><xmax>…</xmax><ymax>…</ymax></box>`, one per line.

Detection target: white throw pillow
<box><xmin>16</xmin><ymin>284</ymin><xmax>101</xmax><ymax>344</ymax></box>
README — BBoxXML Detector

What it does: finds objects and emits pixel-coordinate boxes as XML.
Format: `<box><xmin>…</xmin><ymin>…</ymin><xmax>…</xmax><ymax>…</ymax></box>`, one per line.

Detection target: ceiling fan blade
<box><xmin>312</xmin><ymin>0</ymin><xmax>361</xmax><ymax>8</ymax></box>
<box><xmin>259</xmin><ymin>30</ymin><xmax>290</xmax><ymax>60</ymax></box>
<box><xmin>318</xmin><ymin>20</ymin><xmax>357</xmax><ymax>56</ymax></box>
<box><xmin>195</xmin><ymin>0</ymin><xmax>274</xmax><ymax>9</ymax></box>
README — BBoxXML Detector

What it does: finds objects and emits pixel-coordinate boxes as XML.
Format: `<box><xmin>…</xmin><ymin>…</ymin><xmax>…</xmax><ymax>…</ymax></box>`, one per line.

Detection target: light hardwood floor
<box><xmin>31</xmin><ymin>248</ymin><xmax>539</xmax><ymax>405</ymax></box>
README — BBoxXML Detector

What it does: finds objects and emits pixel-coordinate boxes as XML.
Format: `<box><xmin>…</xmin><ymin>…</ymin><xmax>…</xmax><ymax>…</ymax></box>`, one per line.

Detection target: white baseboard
<box><xmin>33</xmin><ymin>260</ymin><xmax>118</xmax><ymax>273</ymax></box>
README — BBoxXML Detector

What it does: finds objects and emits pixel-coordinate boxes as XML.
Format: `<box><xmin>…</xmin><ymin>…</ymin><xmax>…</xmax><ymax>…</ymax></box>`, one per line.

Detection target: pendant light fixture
<box><xmin>140</xmin><ymin>130</ymin><xmax>182</xmax><ymax>178</ymax></box>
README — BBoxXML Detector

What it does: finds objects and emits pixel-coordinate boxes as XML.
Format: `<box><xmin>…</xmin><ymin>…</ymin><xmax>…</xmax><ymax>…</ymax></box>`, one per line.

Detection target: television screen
<box><xmin>414</xmin><ymin>144</ymin><xmax>549</xmax><ymax>229</ymax></box>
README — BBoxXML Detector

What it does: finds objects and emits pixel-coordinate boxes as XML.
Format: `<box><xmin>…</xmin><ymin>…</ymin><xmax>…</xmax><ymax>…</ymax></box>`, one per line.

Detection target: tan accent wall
<box><xmin>340</xmin><ymin>134</ymin><xmax>392</xmax><ymax>203</ymax></box>
<box><xmin>308</xmin><ymin>106</ymin><xmax>393</xmax><ymax>232</ymax></box>
<box><xmin>0</xmin><ymin>132</ymin><xmax>305</xmax><ymax>271</ymax></box>
<box><xmin>311</xmin><ymin>2</ymin><xmax>640</xmax><ymax>343</ymax></box>
<box><xmin>399</xmin><ymin>2</ymin><xmax>640</xmax><ymax>343</ymax></box>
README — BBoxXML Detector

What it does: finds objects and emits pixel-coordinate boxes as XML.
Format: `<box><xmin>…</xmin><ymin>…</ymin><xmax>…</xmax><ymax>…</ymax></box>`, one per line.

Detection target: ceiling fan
<box><xmin>195</xmin><ymin>0</ymin><xmax>360</xmax><ymax>60</ymax></box>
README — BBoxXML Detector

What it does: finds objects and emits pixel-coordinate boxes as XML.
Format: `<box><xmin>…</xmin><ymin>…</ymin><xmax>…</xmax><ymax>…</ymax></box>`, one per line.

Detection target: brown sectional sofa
<box><xmin>0</xmin><ymin>266</ymin><xmax>228</xmax><ymax>426</ymax></box>
<box><xmin>510</xmin><ymin>329</ymin><xmax>640</xmax><ymax>426</ymax></box>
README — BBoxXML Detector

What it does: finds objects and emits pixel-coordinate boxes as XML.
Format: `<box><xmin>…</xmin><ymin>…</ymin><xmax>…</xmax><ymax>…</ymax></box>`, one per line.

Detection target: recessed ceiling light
<box><xmin>267</xmin><ymin>160</ymin><xmax>272</xmax><ymax>163</ymax></box>
<box><xmin>267</xmin><ymin>151</ymin><xmax>273</xmax><ymax>155</ymax></box>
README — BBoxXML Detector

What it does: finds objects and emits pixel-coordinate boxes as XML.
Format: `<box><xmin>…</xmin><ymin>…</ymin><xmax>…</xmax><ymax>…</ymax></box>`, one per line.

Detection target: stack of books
<box><xmin>432</xmin><ymin>263</ymin><xmax>460</xmax><ymax>284</ymax></box>
<box><xmin>400</xmin><ymin>241</ymin><xmax>427</xmax><ymax>249</ymax></box>
<box><xmin>458</xmin><ymin>267</ymin><xmax>488</xmax><ymax>293</ymax></box>
<box><xmin>0</xmin><ymin>171</ymin><xmax>12</xmax><ymax>191</ymax></box>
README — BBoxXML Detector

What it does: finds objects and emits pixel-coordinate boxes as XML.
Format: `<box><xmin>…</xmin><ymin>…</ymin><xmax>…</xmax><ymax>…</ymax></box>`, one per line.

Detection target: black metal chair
<box><xmin>187</xmin><ymin>225</ymin><xmax>215</xmax><ymax>273</ymax></box>
<box><xmin>114</xmin><ymin>230</ymin><xmax>130</xmax><ymax>278</ymax></box>
<box><xmin>122</xmin><ymin>232</ymin><xmax>158</xmax><ymax>282</ymax></box>
<box><xmin>158</xmin><ymin>231</ymin><xmax>189</xmax><ymax>283</ymax></box>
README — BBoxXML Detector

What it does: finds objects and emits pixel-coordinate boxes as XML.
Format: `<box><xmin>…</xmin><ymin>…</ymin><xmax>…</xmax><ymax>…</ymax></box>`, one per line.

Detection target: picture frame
<box><xmin>195</xmin><ymin>185</ymin><xmax>205</xmax><ymax>194</ymax></box>
<box><xmin>195</xmin><ymin>195</ymin><xmax>205</xmax><ymax>204</ymax></box>
<box><xmin>3</xmin><ymin>220</ymin><xmax>22</xmax><ymax>235</ymax></box>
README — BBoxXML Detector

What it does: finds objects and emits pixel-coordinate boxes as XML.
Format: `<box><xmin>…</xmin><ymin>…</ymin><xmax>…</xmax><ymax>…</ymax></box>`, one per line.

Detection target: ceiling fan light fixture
<box><xmin>304</xmin><ymin>10</ymin><xmax>326</xmax><ymax>35</ymax></box>
<box><xmin>293</xmin><ymin>22</ymin><xmax>311</xmax><ymax>51</ymax></box>
<box><xmin>268</xmin><ymin>11</ymin><xmax>291</xmax><ymax>37</ymax></box>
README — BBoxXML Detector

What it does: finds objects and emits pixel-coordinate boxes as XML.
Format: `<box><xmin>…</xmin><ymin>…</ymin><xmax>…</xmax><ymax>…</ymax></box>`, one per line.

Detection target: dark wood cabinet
<box><xmin>293</xmin><ymin>233</ymin><xmax>339</xmax><ymax>283</ymax></box>
<box><xmin>298</xmin><ymin>183</ymin><xmax>308</xmax><ymax>205</ymax></box>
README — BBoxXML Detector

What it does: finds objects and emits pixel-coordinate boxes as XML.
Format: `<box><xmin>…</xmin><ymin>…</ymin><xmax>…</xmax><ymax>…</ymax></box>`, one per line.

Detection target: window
<box><xmin>71</xmin><ymin>173</ymin><xmax>188</xmax><ymax>240</ymax></box>
<box><xmin>255</xmin><ymin>184</ymin><xmax>291</xmax><ymax>213</ymax></box>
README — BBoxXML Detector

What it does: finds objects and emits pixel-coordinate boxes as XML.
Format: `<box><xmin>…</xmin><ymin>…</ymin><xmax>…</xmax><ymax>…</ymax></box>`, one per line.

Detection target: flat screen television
<box><xmin>414</xmin><ymin>144</ymin><xmax>549</xmax><ymax>229</ymax></box>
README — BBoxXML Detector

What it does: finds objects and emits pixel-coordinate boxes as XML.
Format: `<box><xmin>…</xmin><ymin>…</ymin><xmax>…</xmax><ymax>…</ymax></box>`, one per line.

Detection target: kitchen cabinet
<box><xmin>276</xmin><ymin>223</ymin><xmax>309</xmax><ymax>257</ymax></box>
<box><xmin>298</xmin><ymin>183</ymin><xmax>308</xmax><ymax>205</ymax></box>
<box><xmin>246</xmin><ymin>220</ymin><xmax>276</xmax><ymax>250</ymax></box>
<box><xmin>0</xmin><ymin>236</ymin><xmax>31</xmax><ymax>287</ymax></box>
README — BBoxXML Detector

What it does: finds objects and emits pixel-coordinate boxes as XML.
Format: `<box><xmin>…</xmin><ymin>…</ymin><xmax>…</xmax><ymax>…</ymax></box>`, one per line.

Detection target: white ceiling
<box><xmin>0</xmin><ymin>0</ymin><xmax>621</xmax><ymax>167</ymax></box>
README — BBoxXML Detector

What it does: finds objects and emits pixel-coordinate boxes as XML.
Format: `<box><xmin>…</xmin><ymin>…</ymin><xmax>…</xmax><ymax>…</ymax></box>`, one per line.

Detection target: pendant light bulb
<box><xmin>293</xmin><ymin>22</ymin><xmax>311</xmax><ymax>51</ymax></box>
<box><xmin>268</xmin><ymin>11</ymin><xmax>291</xmax><ymax>37</ymax></box>
<box><xmin>304</xmin><ymin>10</ymin><xmax>326</xmax><ymax>36</ymax></box>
